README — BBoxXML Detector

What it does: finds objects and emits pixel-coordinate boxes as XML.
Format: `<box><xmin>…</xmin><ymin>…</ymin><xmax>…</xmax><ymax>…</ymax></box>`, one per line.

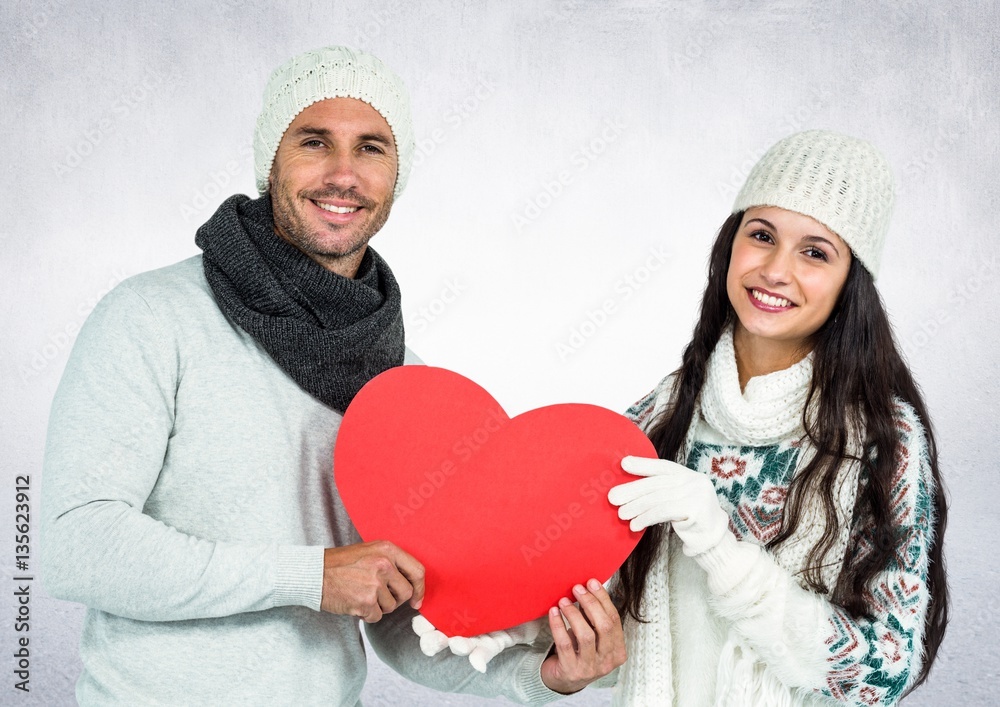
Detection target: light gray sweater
<box><xmin>41</xmin><ymin>255</ymin><xmax>561</xmax><ymax>706</ymax></box>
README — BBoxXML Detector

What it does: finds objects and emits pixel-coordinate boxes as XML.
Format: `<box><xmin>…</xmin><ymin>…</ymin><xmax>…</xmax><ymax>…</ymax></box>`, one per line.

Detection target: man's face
<box><xmin>269</xmin><ymin>97</ymin><xmax>397</xmax><ymax>274</ymax></box>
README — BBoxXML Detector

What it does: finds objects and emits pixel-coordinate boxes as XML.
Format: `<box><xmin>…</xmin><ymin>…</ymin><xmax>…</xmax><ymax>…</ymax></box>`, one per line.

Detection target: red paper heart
<box><xmin>335</xmin><ymin>366</ymin><xmax>653</xmax><ymax>636</ymax></box>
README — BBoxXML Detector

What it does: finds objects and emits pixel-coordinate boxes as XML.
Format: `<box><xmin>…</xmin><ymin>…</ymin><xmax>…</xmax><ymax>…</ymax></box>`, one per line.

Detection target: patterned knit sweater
<box><xmin>612</xmin><ymin>330</ymin><xmax>935</xmax><ymax>706</ymax></box>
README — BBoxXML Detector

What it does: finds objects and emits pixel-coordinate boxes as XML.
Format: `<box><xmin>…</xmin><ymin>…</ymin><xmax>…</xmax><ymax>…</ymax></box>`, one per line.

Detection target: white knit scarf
<box><xmin>615</xmin><ymin>328</ymin><xmax>861</xmax><ymax>706</ymax></box>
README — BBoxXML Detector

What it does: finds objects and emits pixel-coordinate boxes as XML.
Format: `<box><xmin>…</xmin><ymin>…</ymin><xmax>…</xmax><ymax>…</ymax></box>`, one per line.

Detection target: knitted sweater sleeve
<box><xmin>624</xmin><ymin>374</ymin><xmax>676</xmax><ymax>430</ymax></box>
<box><xmin>695</xmin><ymin>405</ymin><xmax>936</xmax><ymax>706</ymax></box>
<box><xmin>41</xmin><ymin>284</ymin><xmax>322</xmax><ymax>621</ymax></box>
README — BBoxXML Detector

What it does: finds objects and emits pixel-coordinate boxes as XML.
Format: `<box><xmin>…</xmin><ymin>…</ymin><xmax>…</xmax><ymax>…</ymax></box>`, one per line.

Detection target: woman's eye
<box><xmin>750</xmin><ymin>230</ymin><xmax>773</xmax><ymax>243</ymax></box>
<box><xmin>804</xmin><ymin>247</ymin><xmax>828</xmax><ymax>261</ymax></box>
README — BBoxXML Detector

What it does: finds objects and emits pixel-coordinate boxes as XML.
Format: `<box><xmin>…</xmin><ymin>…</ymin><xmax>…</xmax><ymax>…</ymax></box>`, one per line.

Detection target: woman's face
<box><xmin>726</xmin><ymin>206</ymin><xmax>852</xmax><ymax>358</ymax></box>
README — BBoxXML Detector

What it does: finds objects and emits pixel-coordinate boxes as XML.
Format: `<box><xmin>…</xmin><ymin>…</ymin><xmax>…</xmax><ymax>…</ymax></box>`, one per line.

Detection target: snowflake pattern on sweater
<box><xmin>625</xmin><ymin>391</ymin><xmax>934</xmax><ymax>706</ymax></box>
<box><xmin>821</xmin><ymin>407</ymin><xmax>934</xmax><ymax>705</ymax></box>
<box><xmin>687</xmin><ymin>440</ymin><xmax>800</xmax><ymax>546</ymax></box>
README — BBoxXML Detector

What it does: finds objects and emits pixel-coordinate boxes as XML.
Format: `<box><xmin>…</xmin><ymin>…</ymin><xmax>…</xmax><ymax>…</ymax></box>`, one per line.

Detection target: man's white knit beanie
<box><xmin>254</xmin><ymin>45</ymin><xmax>414</xmax><ymax>199</ymax></box>
<box><xmin>733</xmin><ymin>130</ymin><xmax>894</xmax><ymax>278</ymax></box>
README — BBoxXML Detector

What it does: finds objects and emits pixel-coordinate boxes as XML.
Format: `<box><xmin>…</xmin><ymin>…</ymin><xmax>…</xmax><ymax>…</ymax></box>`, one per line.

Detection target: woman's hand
<box><xmin>540</xmin><ymin>579</ymin><xmax>627</xmax><ymax>695</ymax></box>
<box><xmin>608</xmin><ymin>455</ymin><xmax>730</xmax><ymax>556</ymax></box>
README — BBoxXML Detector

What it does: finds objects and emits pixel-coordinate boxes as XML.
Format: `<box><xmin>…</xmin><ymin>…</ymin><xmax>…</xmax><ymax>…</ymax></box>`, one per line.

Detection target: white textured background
<box><xmin>2</xmin><ymin>1</ymin><xmax>998</xmax><ymax>704</ymax></box>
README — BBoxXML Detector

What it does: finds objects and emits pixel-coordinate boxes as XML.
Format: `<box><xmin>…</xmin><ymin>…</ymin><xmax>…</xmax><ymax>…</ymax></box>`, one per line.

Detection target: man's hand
<box><xmin>540</xmin><ymin>579</ymin><xmax>626</xmax><ymax>695</ymax></box>
<box><xmin>321</xmin><ymin>541</ymin><xmax>425</xmax><ymax>622</ymax></box>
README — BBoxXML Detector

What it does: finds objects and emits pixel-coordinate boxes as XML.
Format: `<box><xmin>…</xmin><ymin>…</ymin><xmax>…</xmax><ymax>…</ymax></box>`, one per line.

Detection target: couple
<box><xmin>41</xmin><ymin>46</ymin><xmax>947</xmax><ymax>706</ymax></box>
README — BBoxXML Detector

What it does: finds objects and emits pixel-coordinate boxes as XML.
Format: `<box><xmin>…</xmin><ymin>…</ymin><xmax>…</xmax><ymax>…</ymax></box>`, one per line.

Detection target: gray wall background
<box><xmin>2</xmin><ymin>1</ymin><xmax>998</xmax><ymax>704</ymax></box>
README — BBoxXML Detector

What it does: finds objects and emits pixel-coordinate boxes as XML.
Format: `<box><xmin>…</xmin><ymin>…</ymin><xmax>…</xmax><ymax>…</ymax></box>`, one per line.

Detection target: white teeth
<box><xmin>752</xmin><ymin>289</ymin><xmax>791</xmax><ymax>308</ymax></box>
<box><xmin>316</xmin><ymin>202</ymin><xmax>359</xmax><ymax>214</ymax></box>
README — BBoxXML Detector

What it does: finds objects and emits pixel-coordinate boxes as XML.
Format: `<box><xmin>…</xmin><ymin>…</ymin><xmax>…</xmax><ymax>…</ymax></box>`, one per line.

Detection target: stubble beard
<box><xmin>270</xmin><ymin>171</ymin><xmax>394</xmax><ymax>264</ymax></box>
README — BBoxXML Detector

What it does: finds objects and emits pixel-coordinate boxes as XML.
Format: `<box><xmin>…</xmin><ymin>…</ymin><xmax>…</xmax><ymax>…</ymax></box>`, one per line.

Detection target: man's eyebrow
<box><xmin>290</xmin><ymin>126</ymin><xmax>394</xmax><ymax>149</ymax></box>
<box><xmin>358</xmin><ymin>132</ymin><xmax>394</xmax><ymax>148</ymax></box>
<box><xmin>291</xmin><ymin>125</ymin><xmax>330</xmax><ymax>137</ymax></box>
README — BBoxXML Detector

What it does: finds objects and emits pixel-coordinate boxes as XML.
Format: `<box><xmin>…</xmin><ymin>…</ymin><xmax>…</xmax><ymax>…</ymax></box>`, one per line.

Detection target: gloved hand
<box><xmin>608</xmin><ymin>455</ymin><xmax>731</xmax><ymax>556</ymax></box>
<box><xmin>412</xmin><ymin>614</ymin><xmax>547</xmax><ymax>673</ymax></box>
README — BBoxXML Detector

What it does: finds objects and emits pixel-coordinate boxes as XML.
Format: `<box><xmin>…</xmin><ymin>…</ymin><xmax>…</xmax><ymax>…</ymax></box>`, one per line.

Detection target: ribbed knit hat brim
<box><xmin>254</xmin><ymin>46</ymin><xmax>414</xmax><ymax>199</ymax></box>
<box><xmin>733</xmin><ymin>130</ymin><xmax>894</xmax><ymax>278</ymax></box>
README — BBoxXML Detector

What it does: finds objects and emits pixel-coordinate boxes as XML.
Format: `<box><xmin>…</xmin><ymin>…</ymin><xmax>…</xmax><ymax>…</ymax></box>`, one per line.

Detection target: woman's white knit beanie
<box><xmin>254</xmin><ymin>46</ymin><xmax>414</xmax><ymax>199</ymax></box>
<box><xmin>733</xmin><ymin>130</ymin><xmax>894</xmax><ymax>278</ymax></box>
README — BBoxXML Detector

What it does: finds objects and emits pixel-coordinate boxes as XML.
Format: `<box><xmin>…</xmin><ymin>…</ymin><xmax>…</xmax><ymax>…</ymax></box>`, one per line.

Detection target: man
<box><xmin>41</xmin><ymin>46</ymin><xmax>623</xmax><ymax>704</ymax></box>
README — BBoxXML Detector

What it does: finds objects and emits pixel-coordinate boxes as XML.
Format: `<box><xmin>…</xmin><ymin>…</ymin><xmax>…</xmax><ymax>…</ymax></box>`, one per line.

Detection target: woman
<box><xmin>607</xmin><ymin>130</ymin><xmax>948</xmax><ymax>705</ymax></box>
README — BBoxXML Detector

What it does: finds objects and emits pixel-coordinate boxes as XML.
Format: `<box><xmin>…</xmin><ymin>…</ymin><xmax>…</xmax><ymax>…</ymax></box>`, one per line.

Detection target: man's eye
<box><xmin>360</xmin><ymin>144</ymin><xmax>385</xmax><ymax>155</ymax></box>
<box><xmin>303</xmin><ymin>139</ymin><xmax>325</xmax><ymax>148</ymax></box>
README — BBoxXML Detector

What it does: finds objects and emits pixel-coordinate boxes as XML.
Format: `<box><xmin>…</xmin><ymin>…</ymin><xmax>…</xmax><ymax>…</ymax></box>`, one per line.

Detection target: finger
<box><xmin>361</xmin><ymin>603</ymin><xmax>383</xmax><ymax>623</ymax></box>
<box><xmin>385</xmin><ymin>544</ymin><xmax>426</xmax><ymax>609</ymax></box>
<box><xmin>584</xmin><ymin>578</ymin><xmax>622</xmax><ymax>630</ymax></box>
<box><xmin>628</xmin><ymin>512</ymin><xmax>658</xmax><ymax>532</ymax></box>
<box><xmin>576</xmin><ymin>582</ymin><xmax>625</xmax><ymax>669</ymax></box>
<box><xmin>376</xmin><ymin>585</ymin><xmax>398</xmax><ymax>615</ymax></box>
<box><xmin>614</xmin><ymin>491</ymin><xmax>666</xmax><ymax>521</ymax></box>
<box><xmin>620</xmin><ymin>455</ymin><xmax>670</xmax><ymax>476</ymax></box>
<box><xmin>547</xmin><ymin>605</ymin><xmax>576</xmax><ymax>662</ymax></box>
<box><xmin>411</xmin><ymin>614</ymin><xmax>436</xmax><ymax>636</ymax></box>
<box><xmin>448</xmin><ymin>636</ymin><xmax>475</xmax><ymax>656</ymax></box>
<box><xmin>607</xmin><ymin>474</ymin><xmax>678</xmax><ymax>506</ymax></box>
<box><xmin>607</xmin><ymin>479</ymin><xmax>645</xmax><ymax>506</ymax></box>
<box><xmin>386</xmin><ymin>569</ymin><xmax>415</xmax><ymax>607</ymax></box>
<box><xmin>559</xmin><ymin>595</ymin><xmax>596</xmax><ymax>656</ymax></box>
<box><xmin>621</xmin><ymin>455</ymin><xmax>686</xmax><ymax>477</ymax></box>
<box><xmin>570</xmin><ymin>584</ymin><xmax>607</xmax><ymax>650</ymax></box>
<box><xmin>419</xmin><ymin>629</ymin><xmax>450</xmax><ymax>657</ymax></box>
<box><xmin>469</xmin><ymin>642</ymin><xmax>502</xmax><ymax>673</ymax></box>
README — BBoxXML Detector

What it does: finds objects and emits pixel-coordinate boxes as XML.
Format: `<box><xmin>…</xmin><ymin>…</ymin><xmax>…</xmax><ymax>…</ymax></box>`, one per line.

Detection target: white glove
<box><xmin>411</xmin><ymin>614</ymin><xmax>547</xmax><ymax>673</ymax></box>
<box><xmin>608</xmin><ymin>455</ymin><xmax>731</xmax><ymax>556</ymax></box>
<box><xmin>412</xmin><ymin>614</ymin><xmax>450</xmax><ymax>657</ymax></box>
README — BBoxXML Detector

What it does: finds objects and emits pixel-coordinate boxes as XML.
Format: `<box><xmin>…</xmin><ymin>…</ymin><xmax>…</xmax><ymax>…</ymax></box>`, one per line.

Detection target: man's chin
<box><xmin>308</xmin><ymin>240</ymin><xmax>370</xmax><ymax>262</ymax></box>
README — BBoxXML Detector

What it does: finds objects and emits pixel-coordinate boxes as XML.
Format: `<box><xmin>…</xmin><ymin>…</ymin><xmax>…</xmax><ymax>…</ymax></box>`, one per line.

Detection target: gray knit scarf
<box><xmin>196</xmin><ymin>194</ymin><xmax>404</xmax><ymax>414</ymax></box>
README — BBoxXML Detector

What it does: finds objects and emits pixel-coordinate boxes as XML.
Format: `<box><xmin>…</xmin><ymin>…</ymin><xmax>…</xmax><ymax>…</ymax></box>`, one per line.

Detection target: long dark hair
<box><xmin>617</xmin><ymin>212</ymin><xmax>948</xmax><ymax>690</ymax></box>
